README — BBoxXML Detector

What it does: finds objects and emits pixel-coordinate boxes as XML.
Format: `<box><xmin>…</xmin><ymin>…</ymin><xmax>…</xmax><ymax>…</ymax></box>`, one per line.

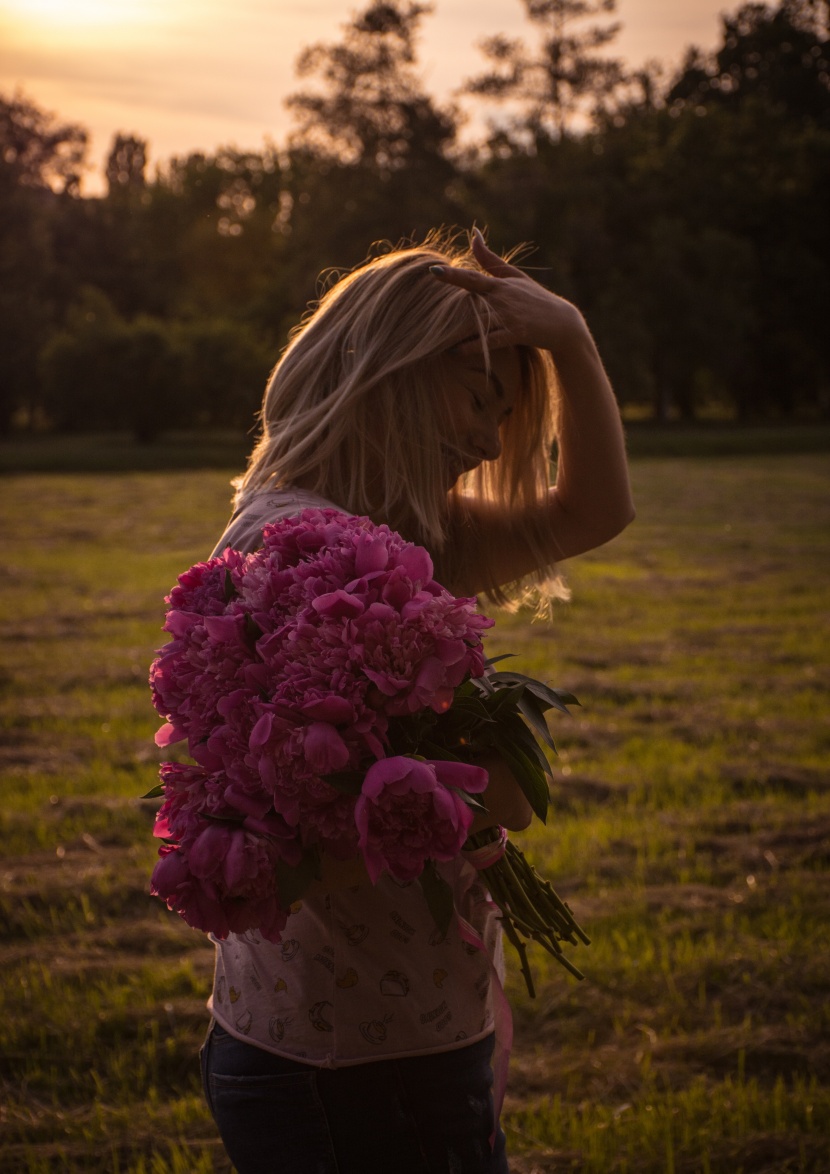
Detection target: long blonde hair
<box><xmin>234</xmin><ymin>231</ymin><xmax>563</xmax><ymax>607</ymax></box>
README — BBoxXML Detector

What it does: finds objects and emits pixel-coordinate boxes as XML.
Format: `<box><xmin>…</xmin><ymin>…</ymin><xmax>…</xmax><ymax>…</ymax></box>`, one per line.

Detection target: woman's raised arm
<box><xmin>432</xmin><ymin>230</ymin><xmax>635</xmax><ymax>587</ymax></box>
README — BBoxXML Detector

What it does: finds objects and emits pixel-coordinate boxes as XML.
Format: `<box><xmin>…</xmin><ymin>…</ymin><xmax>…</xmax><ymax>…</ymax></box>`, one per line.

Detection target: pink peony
<box><xmin>355</xmin><ymin>756</ymin><xmax>489</xmax><ymax>884</ymax></box>
<box><xmin>151</xmin><ymin>844</ymin><xmax>235</xmax><ymax>937</ymax></box>
<box><xmin>165</xmin><ymin>547</ymin><xmax>248</xmax><ymax>617</ymax></box>
<box><xmin>148</xmin><ymin>508</ymin><xmax>495</xmax><ymax>940</ymax></box>
<box><xmin>151</xmin><ymin>822</ymin><xmax>295</xmax><ymax>942</ymax></box>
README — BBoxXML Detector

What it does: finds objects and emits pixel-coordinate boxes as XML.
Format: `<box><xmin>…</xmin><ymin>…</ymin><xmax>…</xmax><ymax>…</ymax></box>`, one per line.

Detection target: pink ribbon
<box><xmin>461</xmin><ymin>825</ymin><xmax>508</xmax><ymax>871</ymax></box>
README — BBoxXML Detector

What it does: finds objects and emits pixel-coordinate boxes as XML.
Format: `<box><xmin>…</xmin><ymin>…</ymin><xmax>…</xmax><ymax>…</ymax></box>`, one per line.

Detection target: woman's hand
<box><xmin>436</xmin><ymin>226</ymin><xmax>635</xmax><ymax>569</ymax></box>
<box><xmin>430</xmin><ymin>228</ymin><xmax>588</xmax><ymax>358</ymax></box>
<box><xmin>468</xmin><ymin>752</ymin><xmax>533</xmax><ymax>834</ymax></box>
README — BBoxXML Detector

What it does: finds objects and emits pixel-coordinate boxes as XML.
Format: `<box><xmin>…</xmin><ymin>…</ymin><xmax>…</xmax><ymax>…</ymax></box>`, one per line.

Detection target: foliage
<box><xmin>0</xmin><ymin>0</ymin><xmax>829</xmax><ymax>437</ymax></box>
<box><xmin>0</xmin><ymin>93</ymin><xmax>88</xmax><ymax>435</ymax></box>
<box><xmin>278</xmin><ymin>0</ymin><xmax>465</xmax><ymax>282</ymax></box>
<box><xmin>465</xmin><ymin>0</ymin><xmax>625</xmax><ymax>143</ymax></box>
<box><xmin>0</xmin><ymin>90</ymin><xmax>87</xmax><ymax>193</ymax></box>
<box><xmin>667</xmin><ymin>0</ymin><xmax>830</xmax><ymax>123</ymax></box>
<box><xmin>286</xmin><ymin>0</ymin><xmax>458</xmax><ymax>174</ymax></box>
<box><xmin>38</xmin><ymin>290</ymin><xmax>271</xmax><ymax>441</ymax></box>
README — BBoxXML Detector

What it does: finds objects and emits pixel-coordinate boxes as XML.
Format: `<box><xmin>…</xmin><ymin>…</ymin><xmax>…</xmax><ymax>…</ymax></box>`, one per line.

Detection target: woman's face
<box><xmin>439</xmin><ymin>346</ymin><xmax>522</xmax><ymax>488</ymax></box>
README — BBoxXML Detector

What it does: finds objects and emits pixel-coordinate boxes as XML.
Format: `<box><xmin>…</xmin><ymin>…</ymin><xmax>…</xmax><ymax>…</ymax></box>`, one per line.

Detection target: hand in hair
<box><xmin>436</xmin><ymin>227</ymin><xmax>635</xmax><ymax>568</ymax></box>
<box><xmin>430</xmin><ymin>228</ymin><xmax>589</xmax><ymax>359</ymax></box>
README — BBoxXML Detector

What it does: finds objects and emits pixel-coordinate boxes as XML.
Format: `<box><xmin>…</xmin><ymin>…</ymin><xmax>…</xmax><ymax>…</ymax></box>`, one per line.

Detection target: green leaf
<box><xmin>490</xmin><ymin>734</ymin><xmax>550</xmax><ymax>823</ymax></box>
<box><xmin>488</xmin><ymin>672</ymin><xmax>578</xmax><ymax>715</ymax></box>
<box><xmin>517</xmin><ymin>692</ymin><xmax>557</xmax><ymax>754</ymax></box>
<box><xmin>141</xmin><ymin>783</ymin><xmax>164</xmax><ymax>799</ymax></box>
<box><xmin>419</xmin><ymin>860</ymin><xmax>454</xmax><ymax>940</ymax></box>
<box><xmin>276</xmin><ymin>846</ymin><xmax>321</xmax><ymax>907</ymax></box>
<box><xmin>484</xmin><ymin>654</ymin><xmax>514</xmax><ymax>668</ymax></box>
<box><xmin>502</xmin><ymin>712</ymin><xmax>554</xmax><ymax>778</ymax></box>
<box><xmin>451</xmin><ymin>788</ymin><xmax>488</xmax><ymax>813</ymax></box>
<box><xmin>444</xmin><ymin>695</ymin><xmax>493</xmax><ymax>722</ymax></box>
<box><xmin>481</xmin><ymin>682</ymin><xmax>528</xmax><ymax>718</ymax></box>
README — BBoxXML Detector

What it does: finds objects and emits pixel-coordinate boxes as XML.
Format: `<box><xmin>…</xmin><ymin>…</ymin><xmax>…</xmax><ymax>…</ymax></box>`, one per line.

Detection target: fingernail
<box><xmin>429</xmin><ymin>264</ymin><xmax>447</xmax><ymax>276</ymax></box>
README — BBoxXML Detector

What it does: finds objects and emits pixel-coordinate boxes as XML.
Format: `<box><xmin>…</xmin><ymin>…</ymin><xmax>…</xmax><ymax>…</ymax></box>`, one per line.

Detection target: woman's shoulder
<box><xmin>211</xmin><ymin>487</ymin><xmax>343</xmax><ymax>557</ymax></box>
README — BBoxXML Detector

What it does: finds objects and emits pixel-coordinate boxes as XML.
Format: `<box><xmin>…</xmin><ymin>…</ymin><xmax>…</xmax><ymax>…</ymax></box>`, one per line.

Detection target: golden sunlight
<box><xmin>3</xmin><ymin>0</ymin><xmax>162</xmax><ymax>30</ymax></box>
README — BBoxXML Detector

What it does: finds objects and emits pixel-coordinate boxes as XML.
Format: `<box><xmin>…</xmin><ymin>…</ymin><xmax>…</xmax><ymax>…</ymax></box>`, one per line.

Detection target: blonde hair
<box><xmin>234</xmin><ymin>230</ymin><xmax>564</xmax><ymax>608</ymax></box>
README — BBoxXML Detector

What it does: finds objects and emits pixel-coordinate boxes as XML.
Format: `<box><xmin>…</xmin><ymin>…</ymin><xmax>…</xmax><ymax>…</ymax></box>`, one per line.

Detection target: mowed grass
<box><xmin>1</xmin><ymin>450</ymin><xmax>828</xmax><ymax>1172</ymax></box>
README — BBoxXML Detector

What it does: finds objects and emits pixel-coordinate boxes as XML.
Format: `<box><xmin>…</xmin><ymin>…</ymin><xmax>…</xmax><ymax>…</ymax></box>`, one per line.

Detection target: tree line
<box><xmin>1</xmin><ymin>0</ymin><xmax>828</xmax><ymax>441</ymax></box>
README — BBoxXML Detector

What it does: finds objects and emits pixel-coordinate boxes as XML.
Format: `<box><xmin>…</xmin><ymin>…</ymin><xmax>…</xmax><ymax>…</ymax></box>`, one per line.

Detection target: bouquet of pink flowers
<box><xmin>148</xmin><ymin>508</ymin><xmax>588</xmax><ymax>989</ymax></box>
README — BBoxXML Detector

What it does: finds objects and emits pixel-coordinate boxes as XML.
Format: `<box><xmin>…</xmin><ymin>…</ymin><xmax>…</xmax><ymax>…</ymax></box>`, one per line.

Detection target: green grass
<box><xmin>2</xmin><ymin>423</ymin><xmax>829</xmax><ymax>475</ymax></box>
<box><xmin>1</xmin><ymin>450</ymin><xmax>829</xmax><ymax>1171</ymax></box>
<box><xmin>0</xmin><ymin>431</ymin><xmax>250</xmax><ymax>474</ymax></box>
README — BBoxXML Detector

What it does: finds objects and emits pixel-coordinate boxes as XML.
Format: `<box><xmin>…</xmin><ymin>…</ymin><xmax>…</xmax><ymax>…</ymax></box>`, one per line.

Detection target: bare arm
<box><xmin>434</xmin><ymin>230</ymin><xmax>635</xmax><ymax>589</ymax></box>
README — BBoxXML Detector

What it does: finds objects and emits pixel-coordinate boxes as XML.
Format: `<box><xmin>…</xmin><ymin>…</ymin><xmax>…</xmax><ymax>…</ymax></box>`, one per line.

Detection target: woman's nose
<box><xmin>473</xmin><ymin>422</ymin><xmax>502</xmax><ymax>462</ymax></box>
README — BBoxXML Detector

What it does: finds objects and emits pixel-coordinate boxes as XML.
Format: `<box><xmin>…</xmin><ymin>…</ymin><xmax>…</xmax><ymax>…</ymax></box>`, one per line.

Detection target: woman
<box><xmin>199</xmin><ymin>228</ymin><xmax>634</xmax><ymax>1173</ymax></box>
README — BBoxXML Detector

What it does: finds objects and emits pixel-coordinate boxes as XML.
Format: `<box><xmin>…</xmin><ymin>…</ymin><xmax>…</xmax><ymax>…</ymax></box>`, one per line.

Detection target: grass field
<box><xmin>1</xmin><ymin>446</ymin><xmax>828</xmax><ymax>1172</ymax></box>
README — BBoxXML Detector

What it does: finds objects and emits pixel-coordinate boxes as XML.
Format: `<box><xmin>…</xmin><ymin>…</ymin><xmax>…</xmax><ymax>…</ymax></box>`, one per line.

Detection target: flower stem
<box><xmin>464</xmin><ymin>828</ymin><xmax>589</xmax><ymax>995</ymax></box>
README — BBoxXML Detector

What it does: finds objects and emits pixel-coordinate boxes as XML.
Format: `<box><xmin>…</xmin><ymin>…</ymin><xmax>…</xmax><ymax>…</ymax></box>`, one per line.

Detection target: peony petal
<box><xmin>312</xmin><ymin>590</ymin><xmax>364</xmax><ymax>618</ymax></box>
<box><xmin>155</xmin><ymin>721</ymin><xmax>185</xmax><ymax>748</ymax></box>
<box><xmin>354</xmin><ymin>533</ymin><xmax>390</xmax><ymax>576</ymax></box>
<box><xmin>300</xmin><ymin>696</ymin><xmax>355</xmax><ymax>723</ymax></box>
<box><xmin>249</xmin><ymin>711</ymin><xmax>274</xmax><ymax>749</ymax></box>
<box><xmin>303</xmin><ymin>722</ymin><xmax>350</xmax><ymax>774</ymax></box>
<box><xmin>431</xmin><ymin>760</ymin><xmax>489</xmax><ymax>794</ymax></box>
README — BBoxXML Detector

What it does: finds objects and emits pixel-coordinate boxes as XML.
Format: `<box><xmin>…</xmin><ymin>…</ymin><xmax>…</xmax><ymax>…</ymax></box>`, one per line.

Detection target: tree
<box><xmin>661</xmin><ymin>1</ymin><xmax>830</xmax><ymax>417</ymax></box>
<box><xmin>39</xmin><ymin>288</ymin><xmax>183</xmax><ymax>441</ymax></box>
<box><xmin>176</xmin><ymin>318</ymin><xmax>273</xmax><ymax>429</ymax></box>
<box><xmin>279</xmin><ymin>0</ymin><xmax>463</xmax><ymax>273</ymax></box>
<box><xmin>0</xmin><ymin>90</ymin><xmax>87</xmax><ymax>194</ymax></box>
<box><xmin>465</xmin><ymin>0</ymin><xmax>625</xmax><ymax>145</ymax></box>
<box><xmin>668</xmin><ymin>0</ymin><xmax>830</xmax><ymax>125</ymax></box>
<box><xmin>105</xmin><ymin>133</ymin><xmax>148</xmax><ymax>199</ymax></box>
<box><xmin>0</xmin><ymin>91</ymin><xmax>88</xmax><ymax>432</ymax></box>
<box><xmin>285</xmin><ymin>1</ymin><xmax>458</xmax><ymax>176</ymax></box>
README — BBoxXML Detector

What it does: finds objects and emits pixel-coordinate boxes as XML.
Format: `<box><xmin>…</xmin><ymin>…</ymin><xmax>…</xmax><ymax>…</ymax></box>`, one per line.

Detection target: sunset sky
<box><xmin>0</xmin><ymin>0</ymin><xmax>730</xmax><ymax>192</ymax></box>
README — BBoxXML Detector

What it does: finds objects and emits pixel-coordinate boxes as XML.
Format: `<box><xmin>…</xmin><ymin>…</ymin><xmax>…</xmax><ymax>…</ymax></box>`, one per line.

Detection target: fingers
<box><xmin>470</xmin><ymin>227</ymin><xmax>516</xmax><ymax>279</ymax></box>
<box><xmin>429</xmin><ymin>264</ymin><xmax>500</xmax><ymax>293</ymax></box>
<box><xmin>428</xmin><ymin>262</ymin><xmax>519</xmax><ymax>350</ymax></box>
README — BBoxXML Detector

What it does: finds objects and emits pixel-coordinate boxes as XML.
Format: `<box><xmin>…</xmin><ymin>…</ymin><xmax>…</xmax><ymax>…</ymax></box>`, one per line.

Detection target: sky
<box><xmin>0</xmin><ymin>0</ymin><xmax>731</xmax><ymax>193</ymax></box>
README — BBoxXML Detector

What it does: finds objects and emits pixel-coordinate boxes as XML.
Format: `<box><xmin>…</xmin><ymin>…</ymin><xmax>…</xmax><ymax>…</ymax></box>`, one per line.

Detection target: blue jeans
<box><xmin>200</xmin><ymin>1020</ymin><xmax>508</xmax><ymax>1174</ymax></box>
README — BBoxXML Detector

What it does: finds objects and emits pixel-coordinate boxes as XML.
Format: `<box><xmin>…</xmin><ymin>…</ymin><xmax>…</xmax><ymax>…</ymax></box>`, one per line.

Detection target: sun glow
<box><xmin>3</xmin><ymin>0</ymin><xmax>164</xmax><ymax>31</ymax></box>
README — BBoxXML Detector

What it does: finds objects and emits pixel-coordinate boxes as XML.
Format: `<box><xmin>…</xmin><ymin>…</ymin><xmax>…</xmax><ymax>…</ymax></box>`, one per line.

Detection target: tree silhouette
<box><xmin>465</xmin><ymin>0</ymin><xmax>625</xmax><ymax>145</ymax></box>
<box><xmin>279</xmin><ymin>0</ymin><xmax>462</xmax><ymax>285</ymax></box>
<box><xmin>286</xmin><ymin>1</ymin><xmax>457</xmax><ymax>175</ymax></box>
<box><xmin>0</xmin><ymin>90</ymin><xmax>87</xmax><ymax>194</ymax></box>
<box><xmin>668</xmin><ymin>0</ymin><xmax>830</xmax><ymax>124</ymax></box>
<box><xmin>106</xmin><ymin>134</ymin><xmax>148</xmax><ymax>199</ymax></box>
<box><xmin>0</xmin><ymin>92</ymin><xmax>88</xmax><ymax>432</ymax></box>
